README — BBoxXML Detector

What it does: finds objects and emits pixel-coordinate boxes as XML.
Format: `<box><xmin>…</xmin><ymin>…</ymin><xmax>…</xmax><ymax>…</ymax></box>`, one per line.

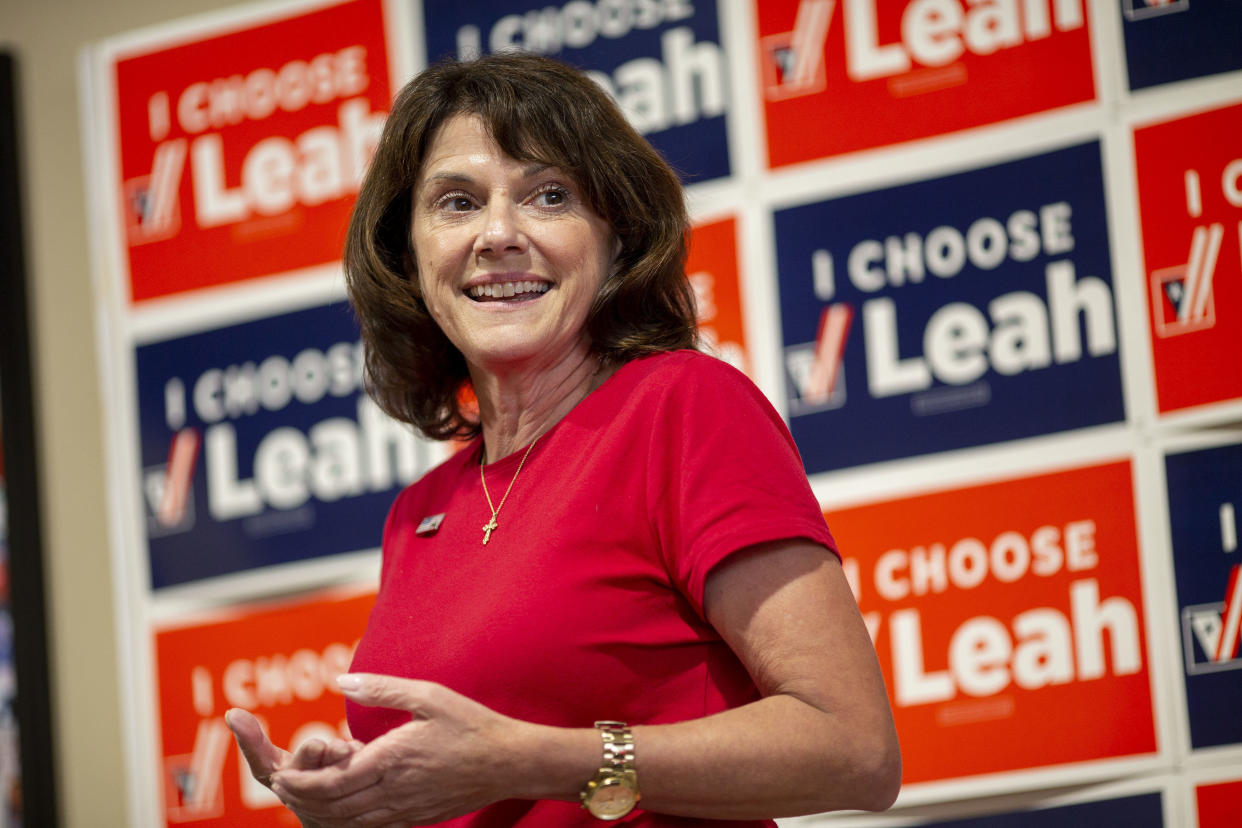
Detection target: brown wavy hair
<box><xmin>344</xmin><ymin>53</ymin><xmax>698</xmax><ymax>440</ymax></box>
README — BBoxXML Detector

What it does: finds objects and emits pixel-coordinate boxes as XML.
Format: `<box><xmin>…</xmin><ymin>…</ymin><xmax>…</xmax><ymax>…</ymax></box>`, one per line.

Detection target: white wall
<box><xmin>0</xmin><ymin>2</ymin><xmax>238</xmax><ymax>825</ymax></box>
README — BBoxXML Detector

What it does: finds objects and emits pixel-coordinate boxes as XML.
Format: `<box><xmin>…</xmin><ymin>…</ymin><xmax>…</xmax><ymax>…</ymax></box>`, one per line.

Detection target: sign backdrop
<box><xmin>114</xmin><ymin>0</ymin><xmax>392</xmax><ymax>302</ymax></box>
<box><xmin>1133</xmin><ymin>100</ymin><xmax>1242</xmax><ymax>414</ymax></box>
<box><xmin>830</xmin><ymin>460</ymin><xmax>1155</xmax><ymax>785</ymax></box>
<box><xmin>421</xmin><ymin>0</ymin><xmax>731</xmax><ymax>183</ymax></box>
<box><xmin>756</xmin><ymin>0</ymin><xmax>1095</xmax><ymax>166</ymax></box>
<box><xmin>135</xmin><ymin>301</ymin><xmax>433</xmax><ymax>588</ymax></box>
<box><xmin>155</xmin><ymin>587</ymin><xmax>374</xmax><ymax>827</ymax></box>
<box><xmin>1165</xmin><ymin>441</ymin><xmax>1242</xmax><ymax>752</ymax></box>
<box><xmin>1120</xmin><ymin>0</ymin><xmax>1242</xmax><ymax>91</ymax></box>
<box><xmin>776</xmin><ymin>141</ymin><xmax>1123</xmax><ymax>472</ymax></box>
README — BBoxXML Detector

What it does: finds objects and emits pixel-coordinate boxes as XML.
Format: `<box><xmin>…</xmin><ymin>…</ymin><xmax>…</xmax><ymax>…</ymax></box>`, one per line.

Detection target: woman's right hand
<box><xmin>225</xmin><ymin>708</ymin><xmax>361</xmax><ymax>828</ymax></box>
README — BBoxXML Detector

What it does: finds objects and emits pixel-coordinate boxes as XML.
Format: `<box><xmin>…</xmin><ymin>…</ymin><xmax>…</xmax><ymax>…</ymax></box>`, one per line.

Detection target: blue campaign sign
<box><xmin>420</xmin><ymin>0</ymin><xmax>731</xmax><ymax>184</ymax></box>
<box><xmin>775</xmin><ymin>141</ymin><xmax>1124</xmax><ymax>473</ymax></box>
<box><xmin>135</xmin><ymin>302</ymin><xmax>435</xmax><ymax>589</ymax></box>
<box><xmin>1165</xmin><ymin>442</ymin><xmax>1242</xmax><ymax>750</ymax></box>
<box><xmin>1120</xmin><ymin>0</ymin><xmax>1242</xmax><ymax>90</ymax></box>
<box><xmin>922</xmin><ymin>792</ymin><xmax>1163</xmax><ymax>827</ymax></box>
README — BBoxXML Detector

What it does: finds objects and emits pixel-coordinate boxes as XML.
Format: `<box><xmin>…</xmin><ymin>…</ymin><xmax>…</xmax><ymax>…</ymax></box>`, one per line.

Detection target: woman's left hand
<box><xmin>267</xmin><ymin>675</ymin><xmax>519</xmax><ymax>828</ymax></box>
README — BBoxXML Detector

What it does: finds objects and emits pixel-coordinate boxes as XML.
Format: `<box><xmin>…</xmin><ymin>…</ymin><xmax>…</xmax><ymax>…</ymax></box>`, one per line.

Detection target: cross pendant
<box><xmin>481</xmin><ymin>515</ymin><xmax>498</xmax><ymax>545</ymax></box>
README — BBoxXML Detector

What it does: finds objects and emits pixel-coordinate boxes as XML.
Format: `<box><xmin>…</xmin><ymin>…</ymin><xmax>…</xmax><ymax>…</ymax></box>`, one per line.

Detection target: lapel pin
<box><xmin>416</xmin><ymin>513</ymin><xmax>446</xmax><ymax>535</ymax></box>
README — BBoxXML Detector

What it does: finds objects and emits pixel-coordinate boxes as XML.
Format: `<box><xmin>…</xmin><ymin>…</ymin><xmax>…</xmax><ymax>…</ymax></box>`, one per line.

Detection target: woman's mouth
<box><xmin>467</xmin><ymin>281</ymin><xmax>551</xmax><ymax>302</ymax></box>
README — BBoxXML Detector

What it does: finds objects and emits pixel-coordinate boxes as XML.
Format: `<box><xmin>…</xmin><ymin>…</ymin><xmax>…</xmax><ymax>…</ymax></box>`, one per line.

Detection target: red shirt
<box><xmin>348</xmin><ymin>351</ymin><xmax>836</xmax><ymax>827</ymax></box>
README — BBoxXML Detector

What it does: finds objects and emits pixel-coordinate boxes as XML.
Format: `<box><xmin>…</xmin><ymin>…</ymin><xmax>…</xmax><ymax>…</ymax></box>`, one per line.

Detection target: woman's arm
<box><xmin>265</xmin><ymin>538</ymin><xmax>899</xmax><ymax>826</ymax></box>
<box><xmin>630</xmin><ymin>538</ymin><xmax>901</xmax><ymax>817</ymax></box>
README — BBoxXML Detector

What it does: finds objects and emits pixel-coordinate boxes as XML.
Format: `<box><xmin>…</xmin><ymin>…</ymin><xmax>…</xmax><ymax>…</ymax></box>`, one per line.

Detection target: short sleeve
<box><xmin>646</xmin><ymin>353</ymin><xmax>837</xmax><ymax>618</ymax></box>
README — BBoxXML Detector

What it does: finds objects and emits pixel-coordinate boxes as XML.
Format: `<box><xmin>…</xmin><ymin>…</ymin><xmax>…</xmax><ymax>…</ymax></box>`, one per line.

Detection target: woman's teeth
<box><xmin>469</xmin><ymin>281</ymin><xmax>550</xmax><ymax>300</ymax></box>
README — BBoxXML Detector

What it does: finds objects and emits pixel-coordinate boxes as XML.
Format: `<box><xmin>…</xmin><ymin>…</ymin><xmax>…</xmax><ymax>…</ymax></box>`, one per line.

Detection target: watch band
<box><xmin>596</xmin><ymin>720</ymin><xmax>635</xmax><ymax>771</ymax></box>
<box><xmin>580</xmin><ymin>720</ymin><xmax>640</xmax><ymax>820</ymax></box>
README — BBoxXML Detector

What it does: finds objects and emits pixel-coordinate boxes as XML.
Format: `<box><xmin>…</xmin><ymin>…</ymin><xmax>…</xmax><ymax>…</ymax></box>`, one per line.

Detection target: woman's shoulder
<box><xmin>582</xmin><ymin>350</ymin><xmax>783</xmax><ymax>437</ymax></box>
<box><xmin>616</xmin><ymin>348</ymin><xmax>755</xmax><ymax>394</ymax></box>
<box><xmin>629</xmin><ymin>349</ymin><xmax>773</xmax><ymax>411</ymax></box>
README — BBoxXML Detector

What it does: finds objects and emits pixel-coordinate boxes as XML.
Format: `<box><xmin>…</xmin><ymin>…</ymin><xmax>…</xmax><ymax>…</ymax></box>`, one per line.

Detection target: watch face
<box><xmin>588</xmin><ymin>779</ymin><xmax>638</xmax><ymax>819</ymax></box>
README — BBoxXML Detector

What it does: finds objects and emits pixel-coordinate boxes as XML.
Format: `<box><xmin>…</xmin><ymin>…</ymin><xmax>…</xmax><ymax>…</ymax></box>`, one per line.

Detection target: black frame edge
<box><xmin>0</xmin><ymin>49</ymin><xmax>62</xmax><ymax>828</ymax></box>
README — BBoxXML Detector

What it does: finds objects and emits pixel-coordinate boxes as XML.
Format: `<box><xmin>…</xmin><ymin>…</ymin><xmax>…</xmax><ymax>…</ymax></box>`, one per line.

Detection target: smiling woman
<box><xmin>225</xmin><ymin>53</ymin><xmax>900</xmax><ymax>828</ymax></box>
<box><xmin>345</xmin><ymin>53</ymin><xmax>696</xmax><ymax>443</ymax></box>
<box><xmin>410</xmin><ymin>113</ymin><xmax>618</xmax><ymax>405</ymax></box>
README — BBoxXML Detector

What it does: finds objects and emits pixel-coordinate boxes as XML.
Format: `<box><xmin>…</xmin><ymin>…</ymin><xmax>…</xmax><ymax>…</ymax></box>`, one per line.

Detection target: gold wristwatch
<box><xmin>579</xmin><ymin>720</ymin><xmax>640</xmax><ymax>820</ymax></box>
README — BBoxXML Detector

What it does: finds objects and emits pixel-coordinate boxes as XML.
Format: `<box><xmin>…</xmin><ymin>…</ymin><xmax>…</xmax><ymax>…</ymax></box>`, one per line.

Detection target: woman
<box><xmin>226</xmin><ymin>53</ymin><xmax>900</xmax><ymax>827</ymax></box>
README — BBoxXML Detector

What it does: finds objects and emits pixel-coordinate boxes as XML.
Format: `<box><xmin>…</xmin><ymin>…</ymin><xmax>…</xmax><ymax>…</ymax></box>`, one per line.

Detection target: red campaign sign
<box><xmin>1197</xmin><ymin>778</ymin><xmax>1242</xmax><ymax>828</ymax></box>
<box><xmin>826</xmin><ymin>461</ymin><xmax>1156</xmax><ymax>786</ymax></box>
<box><xmin>112</xmin><ymin>0</ymin><xmax>392</xmax><ymax>303</ymax></box>
<box><xmin>1133</xmin><ymin>100</ymin><xmax>1242</xmax><ymax>414</ymax></box>
<box><xmin>154</xmin><ymin>587</ymin><xmax>374</xmax><ymax>826</ymax></box>
<box><xmin>687</xmin><ymin>216</ymin><xmax>751</xmax><ymax>375</ymax></box>
<box><xmin>754</xmin><ymin>0</ymin><xmax>1095</xmax><ymax>166</ymax></box>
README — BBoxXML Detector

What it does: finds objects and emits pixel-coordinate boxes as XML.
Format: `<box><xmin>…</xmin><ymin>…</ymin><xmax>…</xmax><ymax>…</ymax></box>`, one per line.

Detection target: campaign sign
<box><xmin>1196</xmin><ymin>778</ymin><xmax>1242</xmax><ymax>828</ymax></box>
<box><xmin>155</xmin><ymin>586</ymin><xmax>374</xmax><ymax>826</ymax></box>
<box><xmin>113</xmin><ymin>0</ymin><xmax>392</xmax><ymax>302</ymax></box>
<box><xmin>687</xmin><ymin>216</ymin><xmax>750</xmax><ymax>375</ymax></box>
<box><xmin>775</xmin><ymin>142</ymin><xmax>1123</xmax><ymax>472</ymax></box>
<box><xmin>1120</xmin><ymin>0</ymin><xmax>1242</xmax><ymax>90</ymax></box>
<box><xmin>1164</xmin><ymin>443</ymin><xmax>1242</xmax><ymax>751</ymax></box>
<box><xmin>135</xmin><ymin>301</ymin><xmax>434</xmax><ymax>589</ymax></box>
<box><xmin>421</xmin><ymin>0</ymin><xmax>731</xmax><ymax>183</ymax></box>
<box><xmin>920</xmin><ymin>792</ymin><xmax>1163</xmax><ymax>828</ymax></box>
<box><xmin>828</xmin><ymin>460</ymin><xmax>1155</xmax><ymax>785</ymax></box>
<box><xmin>755</xmin><ymin>0</ymin><xmax>1095</xmax><ymax>167</ymax></box>
<box><xmin>1132</xmin><ymin>101</ymin><xmax>1242</xmax><ymax>414</ymax></box>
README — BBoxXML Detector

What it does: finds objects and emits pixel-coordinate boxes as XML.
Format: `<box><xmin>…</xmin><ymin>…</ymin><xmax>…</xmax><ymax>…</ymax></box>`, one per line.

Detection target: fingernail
<box><xmin>337</xmin><ymin>674</ymin><xmax>362</xmax><ymax>691</ymax></box>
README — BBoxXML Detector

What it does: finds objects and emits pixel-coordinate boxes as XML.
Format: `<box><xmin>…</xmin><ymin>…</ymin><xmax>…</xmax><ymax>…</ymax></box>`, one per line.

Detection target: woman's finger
<box><xmin>320</xmin><ymin>738</ymin><xmax>358</xmax><ymax>766</ymax></box>
<box><xmin>269</xmin><ymin>779</ymin><xmax>388</xmax><ymax>823</ymax></box>
<box><xmin>272</xmin><ymin>750</ymin><xmax>386</xmax><ymax>801</ymax></box>
<box><xmin>336</xmin><ymin>673</ymin><xmax>442</xmax><ymax>716</ymax></box>
<box><xmin>224</xmin><ymin>708</ymin><xmax>289</xmax><ymax>785</ymax></box>
<box><xmin>288</xmin><ymin>737</ymin><xmax>326</xmax><ymax>770</ymax></box>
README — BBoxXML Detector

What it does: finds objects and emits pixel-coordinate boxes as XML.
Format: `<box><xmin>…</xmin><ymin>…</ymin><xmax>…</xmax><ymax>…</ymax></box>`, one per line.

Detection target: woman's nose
<box><xmin>474</xmin><ymin>200</ymin><xmax>526</xmax><ymax>256</ymax></box>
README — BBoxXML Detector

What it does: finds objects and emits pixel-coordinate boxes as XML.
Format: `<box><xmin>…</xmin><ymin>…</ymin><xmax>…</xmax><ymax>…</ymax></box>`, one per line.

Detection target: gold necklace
<box><xmin>479</xmin><ymin>436</ymin><xmax>539</xmax><ymax>546</ymax></box>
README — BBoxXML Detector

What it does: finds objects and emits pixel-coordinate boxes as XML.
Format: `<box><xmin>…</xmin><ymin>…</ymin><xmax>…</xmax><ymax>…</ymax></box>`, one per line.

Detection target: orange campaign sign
<box><xmin>687</xmin><ymin>216</ymin><xmax>750</xmax><ymax>375</ymax></box>
<box><xmin>154</xmin><ymin>586</ymin><xmax>375</xmax><ymax>826</ymax></box>
<box><xmin>755</xmin><ymin>0</ymin><xmax>1096</xmax><ymax>166</ymax></box>
<box><xmin>1133</xmin><ymin>100</ymin><xmax>1242</xmax><ymax>414</ymax></box>
<box><xmin>826</xmin><ymin>461</ymin><xmax>1156</xmax><ymax>786</ymax></box>
<box><xmin>112</xmin><ymin>0</ymin><xmax>393</xmax><ymax>303</ymax></box>
<box><xmin>1196</xmin><ymin>778</ymin><xmax>1242</xmax><ymax>828</ymax></box>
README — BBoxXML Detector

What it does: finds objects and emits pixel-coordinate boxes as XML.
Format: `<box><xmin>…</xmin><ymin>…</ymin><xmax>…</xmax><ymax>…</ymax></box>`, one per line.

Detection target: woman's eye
<box><xmin>434</xmin><ymin>192</ymin><xmax>474</xmax><ymax>212</ymax></box>
<box><xmin>533</xmin><ymin>188</ymin><xmax>568</xmax><ymax>207</ymax></box>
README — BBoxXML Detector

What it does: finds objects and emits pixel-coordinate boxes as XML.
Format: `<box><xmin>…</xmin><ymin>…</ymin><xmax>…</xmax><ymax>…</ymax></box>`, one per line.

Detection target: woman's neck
<box><xmin>470</xmin><ymin>347</ymin><xmax>610</xmax><ymax>462</ymax></box>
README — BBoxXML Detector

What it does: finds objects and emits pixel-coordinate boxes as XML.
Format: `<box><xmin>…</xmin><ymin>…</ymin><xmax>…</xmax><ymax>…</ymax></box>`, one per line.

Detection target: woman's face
<box><xmin>411</xmin><ymin>113</ymin><xmax>617</xmax><ymax>377</ymax></box>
